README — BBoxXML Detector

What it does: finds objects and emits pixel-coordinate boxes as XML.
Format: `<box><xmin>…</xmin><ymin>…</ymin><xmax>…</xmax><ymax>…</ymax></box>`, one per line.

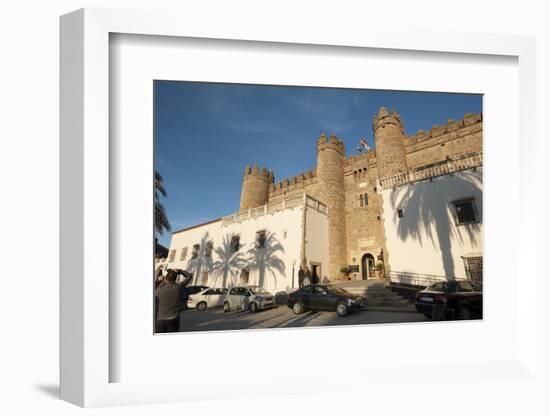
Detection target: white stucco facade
<box><xmin>164</xmin><ymin>194</ymin><xmax>328</xmax><ymax>294</ymax></box>
<box><xmin>380</xmin><ymin>168</ymin><xmax>483</xmax><ymax>284</ymax></box>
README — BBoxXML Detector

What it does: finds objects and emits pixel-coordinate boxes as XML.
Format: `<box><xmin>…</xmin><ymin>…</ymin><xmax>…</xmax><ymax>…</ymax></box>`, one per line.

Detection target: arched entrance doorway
<box><xmin>361</xmin><ymin>253</ymin><xmax>375</xmax><ymax>280</ymax></box>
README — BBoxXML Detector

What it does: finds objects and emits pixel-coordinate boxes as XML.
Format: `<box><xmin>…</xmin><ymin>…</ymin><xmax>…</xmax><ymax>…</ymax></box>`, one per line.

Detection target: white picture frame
<box><xmin>60</xmin><ymin>8</ymin><xmax>538</xmax><ymax>408</ymax></box>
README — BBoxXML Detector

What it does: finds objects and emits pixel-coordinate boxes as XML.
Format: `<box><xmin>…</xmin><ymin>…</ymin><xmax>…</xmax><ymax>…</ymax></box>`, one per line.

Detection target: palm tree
<box><xmin>154</xmin><ymin>170</ymin><xmax>171</xmax><ymax>236</ymax></box>
<box><xmin>389</xmin><ymin>169</ymin><xmax>482</xmax><ymax>280</ymax></box>
<box><xmin>246</xmin><ymin>231</ymin><xmax>286</xmax><ymax>288</ymax></box>
<box><xmin>186</xmin><ymin>231</ymin><xmax>214</xmax><ymax>285</ymax></box>
<box><xmin>212</xmin><ymin>233</ymin><xmax>247</xmax><ymax>287</ymax></box>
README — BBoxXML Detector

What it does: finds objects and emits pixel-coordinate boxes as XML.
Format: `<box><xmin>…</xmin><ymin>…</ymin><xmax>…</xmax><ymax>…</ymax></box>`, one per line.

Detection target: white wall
<box><xmin>166</xmin><ymin>206</ymin><xmax>307</xmax><ymax>294</ymax></box>
<box><xmin>381</xmin><ymin>169</ymin><xmax>483</xmax><ymax>280</ymax></box>
<box><xmin>304</xmin><ymin>207</ymin><xmax>330</xmax><ymax>281</ymax></box>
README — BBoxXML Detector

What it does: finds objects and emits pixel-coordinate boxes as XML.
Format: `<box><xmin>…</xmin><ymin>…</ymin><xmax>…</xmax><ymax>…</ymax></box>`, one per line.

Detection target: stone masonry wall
<box><xmin>316</xmin><ymin>134</ymin><xmax>347</xmax><ymax>280</ymax></box>
<box><xmin>239</xmin><ymin>165</ymin><xmax>273</xmax><ymax>210</ymax></box>
<box><xmin>405</xmin><ymin>113</ymin><xmax>482</xmax><ymax>170</ymax></box>
<box><xmin>343</xmin><ymin>151</ymin><xmax>388</xmax><ymax>279</ymax></box>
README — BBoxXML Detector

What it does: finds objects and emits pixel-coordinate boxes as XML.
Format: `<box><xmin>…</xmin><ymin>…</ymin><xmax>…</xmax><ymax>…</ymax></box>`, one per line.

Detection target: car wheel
<box><xmin>336</xmin><ymin>303</ymin><xmax>348</xmax><ymax>317</ymax></box>
<box><xmin>292</xmin><ymin>302</ymin><xmax>304</xmax><ymax>315</ymax></box>
<box><xmin>423</xmin><ymin>313</ymin><xmax>432</xmax><ymax>319</ymax></box>
<box><xmin>196</xmin><ymin>301</ymin><xmax>207</xmax><ymax>312</ymax></box>
<box><xmin>457</xmin><ymin>304</ymin><xmax>471</xmax><ymax>320</ymax></box>
<box><xmin>223</xmin><ymin>302</ymin><xmax>230</xmax><ymax>313</ymax></box>
<box><xmin>249</xmin><ymin>302</ymin><xmax>257</xmax><ymax>313</ymax></box>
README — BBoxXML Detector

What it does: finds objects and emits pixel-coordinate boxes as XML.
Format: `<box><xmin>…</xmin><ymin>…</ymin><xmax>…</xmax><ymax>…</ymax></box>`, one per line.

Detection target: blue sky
<box><xmin>155</xmin><ymin>81</ymin><xmax>482</xmax><ymax>246</ymax></box>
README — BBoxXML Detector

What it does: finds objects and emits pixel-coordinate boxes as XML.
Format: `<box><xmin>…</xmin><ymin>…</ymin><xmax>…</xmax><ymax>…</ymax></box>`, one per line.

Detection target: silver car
<box><xmin>223</xmin><ymin>286</ymin><xmax>276</xmax><ymax>313</ymax></box>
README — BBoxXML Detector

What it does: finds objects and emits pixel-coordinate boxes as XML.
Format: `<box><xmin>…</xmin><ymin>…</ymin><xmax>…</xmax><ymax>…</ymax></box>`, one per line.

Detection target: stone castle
<box><xmin>238</xmin><ymin>107</ymin><xmax>483</xmax><ymax>280</ymax></box>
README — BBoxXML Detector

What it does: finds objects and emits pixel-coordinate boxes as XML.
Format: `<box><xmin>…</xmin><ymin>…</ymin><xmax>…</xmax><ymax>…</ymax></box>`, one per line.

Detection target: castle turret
<box><xmin>316</xmin><ymin>133</ymin><xmax>347</xmax><ymax>280</ymax></box>
<box><xmin>239</xmin><ymin>164</ymin><xmax>274</xmax><ymax>210</ymax></box>
<box><xmin>373</xmin><ymin>107</ymin><xmax>408</xmax><ymax>178</ymax></box>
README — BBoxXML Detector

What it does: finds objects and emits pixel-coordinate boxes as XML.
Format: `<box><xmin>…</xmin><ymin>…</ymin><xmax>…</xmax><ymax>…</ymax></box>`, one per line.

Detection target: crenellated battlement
<box><xmin>373</xmin><ymin>107</ymin><xmax>404</xmax><ymax>135</ymax></box>
<box><xmin>270</xmin><ymin>169</ymin><xmax>317</xmax><ymax>194</ymax></box>
<box><xmin>345</xmin><ymin>149</ymin><xmax>377</xmax><ymax>166</ymax></box>
<box><xmin>407</xmin><ymin>112</ymin><xmax>482</xmax><ymax>145</ymax></box>
<box><xmin>240</xmin><ymin>163</ymin><xmax>273</xmax><ymax>210</ymax></box>
<box><xmin>243</xmin><ymin>163</ymin><xmax>274</xmax><ymax>182</ymax></box>
<box><xmin>317</xmin><ymin>132</ymin><xmax>345</xmax><ymax>156</ymax></box>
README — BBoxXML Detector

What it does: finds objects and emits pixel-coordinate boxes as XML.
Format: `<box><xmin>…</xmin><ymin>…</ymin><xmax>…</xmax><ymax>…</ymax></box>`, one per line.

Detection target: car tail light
<box><xmin>433</xmin><ymin>294</ymin><xmax>448</xmax><ymax>303</ymax></box>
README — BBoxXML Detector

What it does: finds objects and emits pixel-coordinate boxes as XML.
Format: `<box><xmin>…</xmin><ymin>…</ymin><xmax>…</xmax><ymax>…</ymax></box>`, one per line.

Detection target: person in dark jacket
<box><xmin>155</xmin><ymin>270</ymin><xmax>182</xmax><ymax>333</ymax></box>
<box><xmin>298</xmin><ymin>265</ymin><xmax>305</xmax><ymax>288</ymax></box>
<box><xmin>311</xmin><ymin>269</ymin><xmax>319</xmax><ymax>285</ymax></box>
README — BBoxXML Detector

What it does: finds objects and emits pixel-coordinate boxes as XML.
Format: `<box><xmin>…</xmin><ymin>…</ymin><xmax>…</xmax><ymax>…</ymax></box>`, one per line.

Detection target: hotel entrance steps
<box><xmin>330</xmin><ymin>279</ymin><xmax>417</xmax><ymax>313</ymax></box>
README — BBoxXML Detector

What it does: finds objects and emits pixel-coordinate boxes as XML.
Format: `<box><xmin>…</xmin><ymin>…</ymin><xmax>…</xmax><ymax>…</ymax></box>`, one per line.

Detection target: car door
<box><xmin>300</xmin><ymin>286</ymin><xmax>314</xmax><ymax>309</ymax></box>
<box><xmin>241</xmin><ymin>288</ymin><xmax>252</xmax><ymax>310</ymax></box>
<box><xmin>201</xmin><ymin>289</ymin><xmax>213</xmax><ymax>306</ymax></box>
<box><xmin>227</xmin><ymin>288</ymin><xmax>240</xmax><ymax>309</ymax></box>
<box><xmin>307</xmin><ymin>286</ymin><xmax>324</xmax><ymax>311</ymax></box>
<box><xmin>312</xmin><ymin>286</ymin><xmax>333</xmax><ymax>311</ymax></box>
<box><xmin>212</xmin><ymin>288</ymin><xmax>227</xmax><ymax>307</ymax></box>
<box><xmin>206</xmin><ymin>288</ymin><xmax>223</xmax><ymax>307</ymax></box>
<box><xmin>457</xmin><ymin>281</ymin><xmax>482</xmax><ymax>315</ymax></box>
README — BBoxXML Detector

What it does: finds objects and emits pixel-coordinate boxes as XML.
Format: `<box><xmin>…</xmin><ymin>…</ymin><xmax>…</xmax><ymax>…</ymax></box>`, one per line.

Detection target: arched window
<box><xmin>359</xmin><ymin>194</ymin><xmax>364</xmax><ymax>206</ymax></box>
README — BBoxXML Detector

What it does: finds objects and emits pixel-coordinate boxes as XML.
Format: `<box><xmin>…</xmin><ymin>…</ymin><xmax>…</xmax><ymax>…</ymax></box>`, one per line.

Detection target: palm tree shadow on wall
<box><xmin>186</xmin><ymin>231</ymin><xmax>214</xmax><ymax>285</ymax></box>
<box><xmin>389</xmin><ymin>170</ymin><xmax>482</xmax><ymax>280</ymax></box>
<box><xmin>212</xmin><ymin>233</ymin><xmax>247</xmax><ymax>287</ymax></box>
<box><xmin>246</xmin><ymin>231</ymin><xmax>286</xmax><ymax>288</ymax></box>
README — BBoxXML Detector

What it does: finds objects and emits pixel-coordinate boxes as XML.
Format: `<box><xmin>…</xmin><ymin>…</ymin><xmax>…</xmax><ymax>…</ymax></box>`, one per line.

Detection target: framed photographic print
<box><xmin>60</xmin><ymin>7</ymin><xmax>538</xmax><ymax>408</ymax></box>
<box><xmin>152</xmin><ymin>81</ymin><xmax>483</xmax><ymax>332</ymax></box>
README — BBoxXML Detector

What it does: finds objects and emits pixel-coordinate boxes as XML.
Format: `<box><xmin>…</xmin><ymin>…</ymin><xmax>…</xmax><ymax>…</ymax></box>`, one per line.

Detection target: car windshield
<box><xmin>248</xmin><ymin>287</ymin><xmax>269</xmax><ymax>295</ymax></box>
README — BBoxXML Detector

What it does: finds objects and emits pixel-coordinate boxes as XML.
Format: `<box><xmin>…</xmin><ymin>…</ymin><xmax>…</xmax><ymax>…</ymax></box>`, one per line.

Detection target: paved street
<box><xmin>178</xmin><ymin>304</ymin><xmax>428</xmax><ymax>332</ymax></box>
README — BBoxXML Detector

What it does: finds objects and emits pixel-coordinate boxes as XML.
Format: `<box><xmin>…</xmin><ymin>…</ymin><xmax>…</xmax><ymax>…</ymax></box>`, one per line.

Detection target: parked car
<box><xmin>180</xmin><ymin>285</ymin><xmax>209</xmax><ymax>308</ymax></box>
<box><xmin>415</xmin><ymin>280</ymin><xmax>482</xmax><ymax>320</ymax></box>
<box><xmin>187</xmin><ymin>287</ymin><xmax>228</xmax><ymax>311</ymax></box>
<box><xmin>223</xmin><ymin>286</ymin><xmax>276</xmax><ymax>313</ymax></box>
<box><xmin>287</xmin><ymin>284</ymin><xmax>365</xmax><ymax>317</ymax></box>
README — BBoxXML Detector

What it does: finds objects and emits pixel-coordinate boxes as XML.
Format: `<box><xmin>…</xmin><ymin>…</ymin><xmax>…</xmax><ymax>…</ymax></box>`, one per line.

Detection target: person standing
<box><xmin>298</xmin><ymin>265</ymin><xmax>305</xmax><ymax>289</ymax></box>
<box><xmin>155</xmin><ymin>270</ymin><xmax>182</xmax><ymax>333</ymax></box>
<box><xmin>305</xmin><ymin>266</ymin><xmax>312</xmax><ymax>286</ymax></box>
<box><xmin>311</xmin><ymin>269</ymin><xmax>319</xmax><ymax>285</ymax></box>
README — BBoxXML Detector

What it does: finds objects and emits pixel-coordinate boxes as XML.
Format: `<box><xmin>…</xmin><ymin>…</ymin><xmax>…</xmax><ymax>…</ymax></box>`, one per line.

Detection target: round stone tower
<box><xmin>239</xmin><ymin>164</ymin><xmax>274</xmax><ymax>211</ymax></box>
<box><xmin>316</xmin><ymin>133</ymin><xmax>347</xmax><ymax>280</ymax></box>
<box><xmin>373</xmin><ymin>107</ymin><xmax>408</xmax><ymax>178</ymax></box>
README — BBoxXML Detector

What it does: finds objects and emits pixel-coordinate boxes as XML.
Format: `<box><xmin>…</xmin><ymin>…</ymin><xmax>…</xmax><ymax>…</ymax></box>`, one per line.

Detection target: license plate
<box><xmin>420</xmin><ymin>297</ymin><xmax>433</xmax><ymax>302</ymax></box>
